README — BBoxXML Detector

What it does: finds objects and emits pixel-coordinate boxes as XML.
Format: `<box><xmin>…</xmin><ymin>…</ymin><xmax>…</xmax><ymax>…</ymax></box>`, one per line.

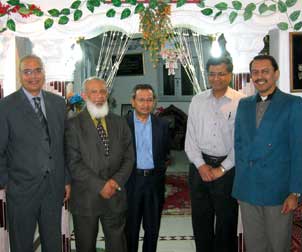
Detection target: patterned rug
<box><xmin>163</xmin><ymin>173</ymin><xmax>191</xmax><ymax>215</ymax></box>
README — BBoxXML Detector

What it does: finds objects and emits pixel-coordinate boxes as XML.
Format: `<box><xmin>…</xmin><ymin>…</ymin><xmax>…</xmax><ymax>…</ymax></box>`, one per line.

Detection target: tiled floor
<box><xmin>68</xmin><ymin>215</ymin><xmax>195</xmax><ymax>252</ymax></box>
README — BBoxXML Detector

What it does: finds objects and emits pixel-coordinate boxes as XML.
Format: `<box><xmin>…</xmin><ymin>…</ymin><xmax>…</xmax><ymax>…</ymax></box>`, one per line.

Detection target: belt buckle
<box><xmin>143</xmin><ymin>170</ymin><xmax>148</xmax><ymax>176</ymax></box>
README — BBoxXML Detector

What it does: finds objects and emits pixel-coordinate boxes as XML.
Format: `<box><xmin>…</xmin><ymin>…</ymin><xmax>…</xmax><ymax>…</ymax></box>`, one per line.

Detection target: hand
<box><xmin>281</xmin><ymin>194</ymin><xmax>299</xmax><ymax>214</ymax></box>
<box><xmin>108</xmin><ymin>179</ymin><xmax>121</xmax><ymax>192</ymax></box>
<box><xmin>64</xmin><ymin>184</ymin><xmax>71</xmax><ymax>202</ymax></box>
<box><xmin>100</xmin><ymin>180</ymin><xmax>117</xmax><ymax>199</ymax></box>
<box><xmin>198</xmin><ymin>164</ymin><xmax>214</xmax><ymax>182</ymax></box>
<box><xmin>210</xmin><ymin>167</ymin><xmax>224</xmax><ymax>180</ymax></box>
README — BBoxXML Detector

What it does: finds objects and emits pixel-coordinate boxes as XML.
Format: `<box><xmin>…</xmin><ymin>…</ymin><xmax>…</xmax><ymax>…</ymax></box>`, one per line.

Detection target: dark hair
<box><xmin>206</xmin><ymin>57</ymin><xmax>233</xmax><ymax>73</ymax></box>
<box><xmin>249</xmin><ymin>55</ymin><xmax>279</xmax><ymax>72</ymax></box>
<box><xmin>131</xmin><ymin>84</ymin><xmax>156</xmax><ymax>99</ymax></box>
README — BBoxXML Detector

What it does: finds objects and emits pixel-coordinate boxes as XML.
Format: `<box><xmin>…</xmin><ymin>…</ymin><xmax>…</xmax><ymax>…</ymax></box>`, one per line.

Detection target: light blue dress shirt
<box><xmin>22</xmin><ymin>87</ymin><xmax>47</xmax><ymax>118</ymax></box>
<box><xmin>134</xmin><ymin>112</ymin><xmax>154</xmax><ymax>169</ymax></box>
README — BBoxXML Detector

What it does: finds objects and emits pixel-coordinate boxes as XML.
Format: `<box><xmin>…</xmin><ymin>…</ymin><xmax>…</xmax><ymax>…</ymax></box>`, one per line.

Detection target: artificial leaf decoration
<box><xmin>177</xmin><ymin>0</ymin><xmax>187</xmax><ymax>8</ymax></box>
<box><xmin>135</xmin><ymin>3</ymin><xmax>145</xmax><ymax>13</ymax></box>
<box><xmin>121</xmin><ymin>8</ymin><xmax>131</xmax><ymax>19</ymax></box>
<box><xmin>74</xmin><ymin>9</ymin><xmax>83</xmax><ymax>21</ymax></box>
<box><xmin>7</xmin><ymin>19</ymin><xmax>16</xmax><ymax>31</ymax></box>
<box><xmin>71</xmin><ymin>1</ymin><xmax>81</xmax><ymax>9</ymax></box>
<box><xmin>201</xmin><ymin>8</ymin><xmax>213</xmax><ymax>16</ymax></box>
<box><xmin>44</xmin><ymin>18</ymin><xmax>54</xmax><ymax>29</ymax></box>
<box><xmin>286</xmin><ymin>0</ymin><xmax>297</xmax><ymax>7</ymax></box>
<box><xmin>294</xmin><ymin>21</ymin><xmax>302</xmax><ymax>30</ymax></box>
<box><xmin>243</xmin><ymin>10</ymin><xmax>253</xmax><ymax>20</ymax></box>
<box><xmin>7</xmin><ymin>0</ymin><xmax>19</xmax><ymax>5</ymax></box>
<box><xmin>278</xmin><ymin>0</ymin><xmax>287</xmax><ymax>13</ymax></box>
<box><xmin>112</xmin><ymin>0</ymin><xmax>122</xmax><ymax>7</ymax></box>
<box><xmin>229</xmin><ymin>11</ymin><xmax>238</xmax><ymax>23</ymax></box>
<box><xmin>232</xmin><ymin>1</ymin><xmax>242</xmax><ymax>10</ymax></box>
<box><xmin>258</xmin><ymin>3</ymin><xmax>268</xmax><ymax>14</ymax></box>
<box><xmin>106</xmin><ymin>9</ymin><xmax>116</xmax><ymax>17</ymax></box>
<box><xmin>214</xmin><ymin>10</ymin><xmax>222</xmax><ymax>19</ymax></box>
<box><xmin>48</xmin><ymin>9</ymin><xmax>60</xmax><ymax>17</ymax></box>
<box><xmin>215</xmin><ymin>2</ymin><xmax>228</xmax><ymax>11</ymax></box>
<box><xmin>61</xmin><ymin>8</ymin><xmax>70</xmax><ymax>15</ymax></box>
<box><xmin>290</xmin><ymin>10</ymin><xmax>300</xmax><ymax>21</ymax></box>
<box><xmin>58</xmin><ymin>15</ymin><xmax>69</xmax><ymax>25</ymax></box>
<box><xmin>277</xmin><ymin>22</ymin><xmax>288</xmax><ymax>30</ymax></box>
<box><xmin>0</xmin><ymin>0</ymin><xmax>302</xmax><ymax>34</ymax></box>
<box><xmin>268</xmin><ymin>4</ymin><xmax>277</xmax><ymax>12</ymax></box>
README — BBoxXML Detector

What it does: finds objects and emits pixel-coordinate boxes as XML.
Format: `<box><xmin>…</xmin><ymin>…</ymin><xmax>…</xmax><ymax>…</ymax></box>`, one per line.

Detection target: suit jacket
<box><xmin>232</xmin><ymin>89</ymin><xmax>302</xmax><ymax>205</ymax></box>
<box><xmin>65</xmin><ymin>108</ymin><xmax>134</xmax><ymax>216</ymax></box>
<box><xmin>125</xmin><ymin>112</ymin><xmax>170</xmax><ymax>185</ymax></box>
<box><xmin>0</xmin><ymin>89</ymin><xmax>67</xmax><ymax>205</ymax></box>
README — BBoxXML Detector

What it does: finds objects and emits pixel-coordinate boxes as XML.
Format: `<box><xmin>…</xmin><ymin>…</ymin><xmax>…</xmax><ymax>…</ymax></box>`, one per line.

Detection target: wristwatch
<box><xmin>292</xmin><ymin>192</ymin><xmax>301</xmax><ymax>198</ymax></box>
<box><xmin>220</xmin><ymin>165</ymin><xmax>226</xmax><ymax>173</ymax></box>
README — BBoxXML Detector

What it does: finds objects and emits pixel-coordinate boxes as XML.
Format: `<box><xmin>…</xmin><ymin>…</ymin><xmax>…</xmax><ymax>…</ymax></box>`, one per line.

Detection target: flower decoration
<box><xmin>139</xmin><ymin>1</ymin><xmax>174</xmax><ymax>66</ymax></box>
<box><xmin>160</xmin><ymin>41</ymin><xmax>186</xmax><ymax>75</ymax></box>
<box><xmin>68</xmin><ymin>93</ymin><xmax>85</xmax><ymax>112</ymax></box>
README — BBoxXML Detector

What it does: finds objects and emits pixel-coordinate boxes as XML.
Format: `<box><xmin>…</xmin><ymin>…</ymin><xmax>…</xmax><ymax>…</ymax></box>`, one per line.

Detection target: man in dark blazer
<box><xmin>125</xmin><ymin>84</ymin><xmax>170</xmax><ymax>252</ymax></box>
<box><xmin>233</xmin><ymin>55</ymin><xmax>302</xmax><ymax>252</ymax></box>
<box><xmin>0</xmin><ymin>55</ymin><xmax>70</xmax><ymax>252</ymax></box>
<box><xmin>65</xmin><ymin>77</ymin><xmax>134</xmax><ymax>252</ymax></box>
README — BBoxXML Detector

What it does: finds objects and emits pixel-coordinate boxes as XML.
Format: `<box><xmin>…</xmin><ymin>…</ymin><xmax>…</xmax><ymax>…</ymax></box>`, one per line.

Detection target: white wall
<box><xmin>269</xmin><ymin>29</ymin><xmax>302</xmax><ymax>97</ymax></box>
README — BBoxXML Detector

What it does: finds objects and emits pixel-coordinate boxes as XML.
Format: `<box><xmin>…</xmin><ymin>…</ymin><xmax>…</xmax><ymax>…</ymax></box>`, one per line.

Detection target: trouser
<box><xmin>7</xmin><ymin>174</ymin><xmax>62</xmax><ymax>252</ymax></box>
<box><xmin>126</xmin><ymin>171</ymin><xmax>165</xmax><ymax>252</ymax></box>
<box><xmin>189</xmin><ymin>153</ymin><xmax>238</xmax><ymax>252</ymax></box>
<box><xmin>240</xmin><ymin>201</ymin><xmax>293</xmax><ymax>252</ymax></box>
<box><xmin>73</xmin><ymin>212</ymin><xmax>127</xmax><ymax>252</ymax></box>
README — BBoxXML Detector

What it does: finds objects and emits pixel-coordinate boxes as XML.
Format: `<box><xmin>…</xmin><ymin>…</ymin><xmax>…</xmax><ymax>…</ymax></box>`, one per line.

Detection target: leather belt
<box><xmin>202</xmin><ymin>153</ymin><xmax>227</xmax><ymax>168</ymax></box>
<box><xmin>136</xmin><ymin>169</ymin><xmax>154</xmax><ymax>176</ymax></box>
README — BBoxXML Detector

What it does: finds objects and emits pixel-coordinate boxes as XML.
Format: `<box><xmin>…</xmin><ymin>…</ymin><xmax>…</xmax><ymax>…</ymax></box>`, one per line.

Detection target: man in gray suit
<box><xmin>0</xmin><ymin>55</ymin><xmax>70</xmax><ymax>252</ymax></box>
<box><xmin>65</xmin><ymin>77</ymin><xmax>134</xmax><ymax>252</ymax></box>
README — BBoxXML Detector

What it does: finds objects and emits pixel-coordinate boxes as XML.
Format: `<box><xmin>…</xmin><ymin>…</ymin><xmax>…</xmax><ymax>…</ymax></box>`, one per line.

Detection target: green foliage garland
<box><xmin>0</xmin><ymin>0</ymin><xmax>301</xmax><ymax>32</ymax></box>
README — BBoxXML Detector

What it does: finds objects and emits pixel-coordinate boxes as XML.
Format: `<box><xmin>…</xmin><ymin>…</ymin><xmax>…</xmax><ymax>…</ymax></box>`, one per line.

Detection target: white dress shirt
<box><xmin>185</xmin><ymin>87</ymin><xmax>245</xmax><ymax>171</ymax></box>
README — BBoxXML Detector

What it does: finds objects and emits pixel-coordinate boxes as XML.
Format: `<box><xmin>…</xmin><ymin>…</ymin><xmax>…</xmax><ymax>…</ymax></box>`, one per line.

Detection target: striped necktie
<box><xmin>96</xmin><ymin>119</ymin><xmax>110</xmax><ymax>156</ymax></box>
<box><xmin>33</xmin><ymin>97</ymin><xmax>50</xmax><ymax>140</ymax></box>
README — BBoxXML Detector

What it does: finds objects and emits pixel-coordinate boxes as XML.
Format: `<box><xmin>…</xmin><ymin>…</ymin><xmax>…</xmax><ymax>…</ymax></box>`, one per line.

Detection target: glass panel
<box><xmin>181</xmin><ymin>66</ymin><xmax>193</xmax><ymax>96</ymax></box>
<box><xmin>163</xmin><ymin>66</ymin><xmax>175</xmax><ymax>96</ymax></box>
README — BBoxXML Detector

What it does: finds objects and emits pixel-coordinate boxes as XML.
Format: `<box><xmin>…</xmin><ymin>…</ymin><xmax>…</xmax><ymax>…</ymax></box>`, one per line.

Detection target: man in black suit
<box><xmin>65</xmin><ymin>77</ymin><xmax>134</xmax><ymax>252</ymax></box>
<box><xmin>125</xmin><ymin>84</ymin><xmax>170</xmax><ymax>252</ymax></box>
<box><xmin>0</xmin><ymin>55</ymin><xmax>70</xmax><ymax>252</ymax></box>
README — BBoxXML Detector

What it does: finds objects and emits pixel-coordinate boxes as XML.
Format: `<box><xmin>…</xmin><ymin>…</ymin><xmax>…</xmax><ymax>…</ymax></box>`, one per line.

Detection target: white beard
<box><xmin>86</xmin><ymin>100</ymin><xmax>109</xmax><ymax>119</ymax></box>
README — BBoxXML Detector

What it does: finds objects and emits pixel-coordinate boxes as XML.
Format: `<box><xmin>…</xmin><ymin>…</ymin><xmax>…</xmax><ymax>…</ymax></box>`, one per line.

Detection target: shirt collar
<box><xmin>134</xmin><ymin>111</ymin><xmax>151</xmax><ymax>124</ymax></box>
<box><xmin>207</xmin><ymin>86</ymin><xmax>232</xmax><ymax>101</ymax></box>
<box><xmin>22</xmin><ymin>87</ymin><xmax>43</xmax><ymax>100</ymax></box>
<box><xmin>256</xmin><ymin>87</ymin><xmax>277</xmax><ymax>102</ymax></box>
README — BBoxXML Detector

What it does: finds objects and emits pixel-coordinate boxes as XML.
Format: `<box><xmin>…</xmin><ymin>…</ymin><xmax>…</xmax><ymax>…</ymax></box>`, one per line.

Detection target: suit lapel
<box><xmin>16</xmin><ymin>89</ymin><xmax>43</xmax><ymax>132</ymax></box>
<box><xmin>245</xmin><ymin>94</ymin><xmax>257</xmax><ymax>140</ymax></box>
<box><xmin>257</xmin><ymin>89</ymin><xmax>284</xmax><ymax>132</ymax></box>
<box><xmin>151</xmin><ymin>115</ymin><xmax>157</xmax><ymax>165</ymax></box>
<box><xmin>80</xmin><ymin>109</ymin><xmax>105</xmax><ymax>154</ymax></box>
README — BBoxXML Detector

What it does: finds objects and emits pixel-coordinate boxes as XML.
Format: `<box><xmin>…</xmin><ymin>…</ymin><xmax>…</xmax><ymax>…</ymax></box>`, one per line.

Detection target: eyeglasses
<box><xmin>21</xmin><ymin>68</ymin><xmax>44</xmax><ymax>76</ymax></box>
<box><xmin>208</xmin><ymin>72</ymin><xmax>229</xmax><ymax>78</ymax></box>
<box><xmin>135</xmin><ymin>98</ymin><xmax>154</xmax><ymax>103</ymax></box>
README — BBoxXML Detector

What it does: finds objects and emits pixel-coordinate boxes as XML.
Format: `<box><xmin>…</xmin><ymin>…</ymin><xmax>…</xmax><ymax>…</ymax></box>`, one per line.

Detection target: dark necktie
<box><xmin>33</xmin><ymin>97</ymin><xmax>50</xmax><ymax>140</ymax></box>
<box><xmin>97</xmin><ymin>119</ymin><xmax>110</xmax><ymax>156</ymax></box>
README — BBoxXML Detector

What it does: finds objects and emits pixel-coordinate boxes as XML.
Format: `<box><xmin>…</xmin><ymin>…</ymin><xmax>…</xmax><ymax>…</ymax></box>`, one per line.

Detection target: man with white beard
<box><xmin>65</xmin><ymin>77</ymin><xmax>134</xmax><ymax>252</ymax></box>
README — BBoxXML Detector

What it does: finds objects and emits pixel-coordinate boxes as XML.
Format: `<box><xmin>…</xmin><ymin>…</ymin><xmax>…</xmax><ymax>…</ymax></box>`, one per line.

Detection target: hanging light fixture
<box><xmin>210</xmin><ymin>34</ymin><xmax>222</xmax><ymax>58</ymax></box>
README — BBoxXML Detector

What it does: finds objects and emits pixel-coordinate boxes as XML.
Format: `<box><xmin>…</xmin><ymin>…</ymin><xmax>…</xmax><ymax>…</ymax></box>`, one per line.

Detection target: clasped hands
<box><xmin>198</xmin><ymin>164</ymin><xmax>224</xmax><ymax>182</ymax></box>
<box><xmin>100</xmin><ymin>179</ymin><xmax>120</xmax><ymax>199</ymax></box>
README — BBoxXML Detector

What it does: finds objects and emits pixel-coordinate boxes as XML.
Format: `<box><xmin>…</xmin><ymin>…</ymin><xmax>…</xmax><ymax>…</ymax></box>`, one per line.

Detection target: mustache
<box><xmin>255</xmin><ymin>79</ymin><xmax>267</xmax><ymax>84</ymax></box>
